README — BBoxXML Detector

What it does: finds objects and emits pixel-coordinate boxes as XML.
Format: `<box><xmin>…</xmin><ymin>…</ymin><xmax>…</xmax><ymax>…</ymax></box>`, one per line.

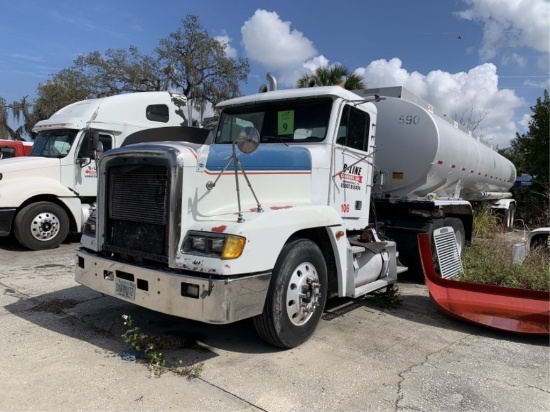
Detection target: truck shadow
<box><xmin>3</xmin><ymin>284</ymin><xmax>285</xmax><ymax>369</ymax></box>
<box><xmin>0</xmin><ymin>233</ymin><xmax>81</xmax><ymax>251</ymax></box>
<box><xmin>322</xmin><ymin>285</ymin><xmax>550</xmax><ymax>347</ymax></box>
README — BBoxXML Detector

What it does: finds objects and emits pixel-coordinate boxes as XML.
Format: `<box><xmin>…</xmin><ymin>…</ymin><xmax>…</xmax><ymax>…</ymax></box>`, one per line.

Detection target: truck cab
<box><xmin>0</xmin><ymin>91</ymin><xmax>189</xmax><ymax>250</ymax></box>
<box><xmin>75</xmin><ymin>85</ymin><xmax>402</xmax><ymax>348</ymax></box>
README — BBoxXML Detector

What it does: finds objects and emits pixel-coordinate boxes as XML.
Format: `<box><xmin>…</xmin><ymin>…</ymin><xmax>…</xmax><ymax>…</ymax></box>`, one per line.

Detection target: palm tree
<box><xmin>296</xmin><ymin>65</ymin><xmax>366</xmax><ymax>90</ymax></box>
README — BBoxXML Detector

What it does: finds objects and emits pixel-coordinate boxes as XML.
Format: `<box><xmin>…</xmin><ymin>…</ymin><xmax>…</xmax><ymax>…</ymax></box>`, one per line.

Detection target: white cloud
<box><xmin>214</xmin><ymin>34</ymin><xmax>237</xmax><ymax>59</ymax></box>
<box><xmin>524</xmin><ymin>78</ymin><xmax>550</xmax><ymax>88</ymax></box>
<box><xmin>456</xmin><ymin>0</ymin><xmax>550</xmax><ymax>64</ymax></box>
<box><xmin>303</xmin><ymin>55</ymin><xmax>329</xmax><ymax>73</ymax></box>
<box><xmin>502</xmin><ymin>53</ymin><xmax>527</xmax><ymax>67</ymax></box>
<box><xmin>239</xmin><ymin>8</ymin><xmax>529</xmax><ymax>148</ymax></box>
<box><xmin>356</xmin><ymin>58</ymin><xmax>524</xmax><ymax>148</ymax></box>
<box><xmin>241</xmin><ymin>9</ymin><xmax>317</xmax><ymax>85</ymax></box>
<box><xmin>518</xmin><ymin>113</ymin><xmax>531</xmax><ymax>130</ymax></box>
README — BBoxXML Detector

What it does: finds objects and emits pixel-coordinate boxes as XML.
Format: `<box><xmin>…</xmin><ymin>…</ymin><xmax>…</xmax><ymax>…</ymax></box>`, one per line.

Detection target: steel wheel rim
<box><xmin>30</xmin><ymin>212</ymin><xmax>61</xmax><ymax>241</ymax></box>
<box><xmin>286</xmin><ymin>261</ymin><xmax>321</xmax><ymax>326</ymax></box>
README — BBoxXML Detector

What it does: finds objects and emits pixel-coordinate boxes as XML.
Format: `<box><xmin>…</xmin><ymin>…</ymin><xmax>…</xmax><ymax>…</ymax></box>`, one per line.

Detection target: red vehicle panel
<box><xmin>418</xmin><ymin>233</ymin><xmax>549</xmax><ymax>335</ymax></box>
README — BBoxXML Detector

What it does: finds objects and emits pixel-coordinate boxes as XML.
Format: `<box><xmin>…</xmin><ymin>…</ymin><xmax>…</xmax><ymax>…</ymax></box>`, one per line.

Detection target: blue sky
<box><xmin>1</xmin><ymin>0</ymin><xmax>548</xmax><ymax>148</ymax></box>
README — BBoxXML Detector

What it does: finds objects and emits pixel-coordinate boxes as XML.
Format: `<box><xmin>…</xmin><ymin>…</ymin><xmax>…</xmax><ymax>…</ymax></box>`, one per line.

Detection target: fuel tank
<box><xmin>357</xmin><ymin>87</ymin><xmax>516</xmax><ymax>200</ymax></box>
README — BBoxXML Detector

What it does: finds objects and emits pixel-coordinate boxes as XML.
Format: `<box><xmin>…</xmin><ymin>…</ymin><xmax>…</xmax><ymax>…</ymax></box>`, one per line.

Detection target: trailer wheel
<box><xmin>253</xmin><ymin>238</ymin><xmax>327</xmax><ymax>349</ymax></box>
<box><xmin>443</xmin><ymin>217</ymin><xmax>466</xmax><ymax>257</ymax></box>
<box><xmin>504</xmin><ymin>205</ymin><xmax>516</xmax><ymax>231</ymax></box>
<box><xmin>14</xmin><ymin>202</ymin><xmax>70</xmax><ymax>250</ymax></box>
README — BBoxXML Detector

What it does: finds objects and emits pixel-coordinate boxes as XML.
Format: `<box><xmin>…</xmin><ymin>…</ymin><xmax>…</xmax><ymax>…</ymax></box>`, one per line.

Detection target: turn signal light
<box><xmin>222</xmin><ymin>235</ymin><xmax>246</xmax><ymax>259</ymax></box>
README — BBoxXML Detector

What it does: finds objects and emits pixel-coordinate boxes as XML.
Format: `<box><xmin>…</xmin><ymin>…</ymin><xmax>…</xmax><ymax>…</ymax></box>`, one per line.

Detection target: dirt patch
<box><xmin>29</xmin><ymin>298</ymin><xmax>80</xmax><ymax>314</ymax></box>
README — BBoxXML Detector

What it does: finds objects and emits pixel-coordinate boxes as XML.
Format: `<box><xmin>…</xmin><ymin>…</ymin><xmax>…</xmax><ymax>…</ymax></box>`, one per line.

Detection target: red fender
<box><xmin>418</xmin><ymin>233</ymin><xmax>549</xmax><ymax>335</ymax></box>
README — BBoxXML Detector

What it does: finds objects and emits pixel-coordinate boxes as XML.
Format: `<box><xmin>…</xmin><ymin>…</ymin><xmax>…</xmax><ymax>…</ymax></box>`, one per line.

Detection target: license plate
<box><xmin>115</xmin><ymin>278</ymin><xmax>136</xmax><ymax>301</ymax></box>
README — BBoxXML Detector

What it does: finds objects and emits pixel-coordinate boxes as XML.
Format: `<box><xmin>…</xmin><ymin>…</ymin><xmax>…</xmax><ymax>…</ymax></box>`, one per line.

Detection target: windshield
<box><xmin>215</xmin><ymin>98</ymin><xmax>333</xmax><ymax>144</ymax></box>
<box><xmin>30</xmin><ymin>130</ymin><xmax>78</xmax><ymax>158</ymax></box>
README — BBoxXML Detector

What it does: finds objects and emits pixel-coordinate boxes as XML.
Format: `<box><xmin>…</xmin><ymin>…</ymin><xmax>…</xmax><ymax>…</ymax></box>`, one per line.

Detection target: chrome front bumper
<box><xmin>75</xmin><ymin>248</ymin><xmax>271</xmax><ymax>324</ymax></box>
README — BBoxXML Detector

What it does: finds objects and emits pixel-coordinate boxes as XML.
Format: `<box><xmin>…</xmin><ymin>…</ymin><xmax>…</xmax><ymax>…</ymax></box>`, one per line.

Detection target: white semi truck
<box><xmin>75</xmin><ymin>79</ymin><xmax>516</xmax><ymax>348</ymax></box>
<box><xmin>0</xmin><ymin>91</ymin><xmax>192</xmax><ymax>250</ymax></box>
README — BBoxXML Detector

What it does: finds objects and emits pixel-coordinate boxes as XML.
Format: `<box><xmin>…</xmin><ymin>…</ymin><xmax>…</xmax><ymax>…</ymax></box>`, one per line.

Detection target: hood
<box><xmin>0</xmin><ymin>156</ymin><xmax>60</xmax><ymax>178</ymax></box>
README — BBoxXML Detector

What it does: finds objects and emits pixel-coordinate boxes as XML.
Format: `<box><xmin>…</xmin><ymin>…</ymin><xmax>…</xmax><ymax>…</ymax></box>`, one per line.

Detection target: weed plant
<box><xmin>461</xmin><ymin>240</ymin><xmax>549</xmax><ymax>291</ymax></box>
<box><xmin>460</xmin><ymin>208</ymin><xmax>549</xmax><ymax>291</ymax></box>
<box><xmin>122</xmin><ymin>315</ymin><xmax>204</xmax><ymax>378</ymax></box>
<box><xmin>371</xmin><ymin>285</ymin><xmax>403</xmax><ymax>309</ymax></box>
<box><xmin>472</xmin><ymin>205</ymin><xmax>503</xmax><ymax>239</ymax></box>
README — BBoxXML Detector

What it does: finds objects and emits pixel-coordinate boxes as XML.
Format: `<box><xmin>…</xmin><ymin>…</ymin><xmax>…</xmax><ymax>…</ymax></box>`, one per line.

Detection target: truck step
<box><xmin>396</xmin><ymin>264</ymin><xmax>408</xmax><ymax>274</ymax></box>
<box><xmin>350</xmin><ymin>278</ymin><xmax>394</xmax><ymax>298</ymax></box>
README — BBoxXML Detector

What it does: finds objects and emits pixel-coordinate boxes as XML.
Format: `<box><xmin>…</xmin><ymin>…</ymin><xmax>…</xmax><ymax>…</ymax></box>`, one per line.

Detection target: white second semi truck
<box><xmin>75</xmin><ymin>80</ymin><xmax>516</xmax><ymax>348</ymax></box>
<box><xmin>0</xmin><ymin>91</ymin><xmax>196</xmax><ymax>250</ymax></box>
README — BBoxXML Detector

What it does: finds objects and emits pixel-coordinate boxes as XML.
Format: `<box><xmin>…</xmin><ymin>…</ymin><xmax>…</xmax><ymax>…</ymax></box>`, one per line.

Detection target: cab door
<box><xmin>73</xmin><ymin>132</ymin><xmax>113</xmax><ymax>197</ymax></box>
<box><xmin>330</xmin><ymin>103</ymin><xmax>376</xmax><ymax>230</ymax></box>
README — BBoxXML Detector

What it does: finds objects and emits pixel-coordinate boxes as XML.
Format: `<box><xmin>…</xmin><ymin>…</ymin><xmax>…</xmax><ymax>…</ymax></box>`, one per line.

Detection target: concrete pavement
<box><xmin>0</xmin><ymin>236</ymin><xmax>548</xmax><ymax>411</ymax></box>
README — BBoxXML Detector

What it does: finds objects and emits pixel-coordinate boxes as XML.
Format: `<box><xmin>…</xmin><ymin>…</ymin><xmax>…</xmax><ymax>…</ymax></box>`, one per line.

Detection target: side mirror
<box><xmin>236</xmin><ymin>126</ymin><xmax>260</xmax><ymax>154</ymax></box>
<box><xmin>94</xmin><ymin>140</ymin><xmax>104</xmax><ymax>161</ymax></box>
<box><xmin>91</xmin><ymin>131</ymin><xmax>99</xmax><ymax>149</ymax></box>
<box><xmin>85</xmin><ymin>130</ymin><xmax>102</xmax><ymax>160</ymax></box>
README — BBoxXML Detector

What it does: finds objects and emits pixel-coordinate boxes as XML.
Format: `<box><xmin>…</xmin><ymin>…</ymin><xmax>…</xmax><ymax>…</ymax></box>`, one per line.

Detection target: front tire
<box><xmin>253</xmin><ymin>238</ymin><xmax>328</xmax><ymax>349</ymax></box>
<box><xmin>14</xmin><ymin>202</ymin><xmax>70</xmax><ymax>250</ymax></box>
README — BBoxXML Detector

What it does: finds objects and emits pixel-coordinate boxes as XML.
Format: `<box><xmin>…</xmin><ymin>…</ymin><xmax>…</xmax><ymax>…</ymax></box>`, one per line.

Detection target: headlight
<box><xmin>182</xmin><ymin>231</ymin><xmax>246</xmax><ymax>260</ymax></box>
<box><xmin>191</xmin><ymin>237</ymin><xmax>207</xmax><ymax>251</ymax></box>
<box><xmin>210</xmin><ymin>238</ymin><xmax>225</xmax><ymax>253</ymax></box>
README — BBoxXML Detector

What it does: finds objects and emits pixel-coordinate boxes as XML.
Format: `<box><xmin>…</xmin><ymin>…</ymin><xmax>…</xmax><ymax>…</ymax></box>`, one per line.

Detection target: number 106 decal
<box><xmin>340</xmin><ymin>203</ymin><xmax>350</xmax><ymax>213</ymax></box>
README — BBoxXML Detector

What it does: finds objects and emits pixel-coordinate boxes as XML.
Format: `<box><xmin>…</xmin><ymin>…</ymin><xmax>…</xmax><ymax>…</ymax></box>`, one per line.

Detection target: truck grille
<box><xmin>104</xmin><ymin>164</ymin><xmax>169</xmax><ymax>262</ymax></box>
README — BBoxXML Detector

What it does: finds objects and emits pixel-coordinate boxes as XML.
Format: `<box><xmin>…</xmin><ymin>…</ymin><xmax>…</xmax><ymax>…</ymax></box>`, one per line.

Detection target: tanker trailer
<box><xmin>354</xmin><ymin>87</ymin><xmax>516</xmax><ymax>267</ymax></box>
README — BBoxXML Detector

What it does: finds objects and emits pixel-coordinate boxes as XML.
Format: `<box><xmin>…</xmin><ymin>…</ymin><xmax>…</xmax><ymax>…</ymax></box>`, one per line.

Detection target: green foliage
<box><xmin>73</xmin><ymin>46</ymin><xmax>168</xmax><ymax>97</ymax></box>
<box><xmin>157</xmin><ymin>15</ymin><xmax>249</xmax><ymax>107</ymax></box>
<box><xmin>499</xmin><ymin>90</ymin><xmax>549</xmax><ymax>225</ymax></box>
<box><xmin>0</xmin><ymin>96</ymin><xmax>31</xmax><ymax>140</ymax></box>
<box><xmin>511</xmin><ymin>182</ymin><xmax>550</xmax><ymax>226</ymax></box>
<box><xmin>173</xmin><ymin>360</ymin><xmax>205</xmax><ymax>378</ymax></box>
<box><xmin>122</xmin><ymin>315</ymin><xmax>165</xmax><ymax>377</ymax></box>
<box><xmin>461</xmin><ymin>240</ymin><xmax>549</xmax><ymax>291</ymax></box>
<box><xmin>473</xmin><ymin>205</ymin><xmax>502</xmax><ymax>238</ymax></box>
<box><xmin>511</xmin><ymin>90</ymin><xmax>549</xmax><ymax>184</ymax></box>
<box><xmin>32</xmin><ymin>69</ymin><xmax>93</xmax><ymax>128</ymax></box>
<box><xmin>121</xmin><ymin>315</ymin><xmax>204</xmax><ymax>379</ymax></box>
<box><xmin>460</xmin><ymin>209</ymin><xmax>549</xmax><ymax>291</ymax></box>
<box><xmin>297</xmin><ymin>65</ymin><xmax>366</xmax><ymax>90</ymax></box>
<box><xmin>371</xmin><ymin>285</ymin><xmax>403</xmax><ymax>309</ymax></box>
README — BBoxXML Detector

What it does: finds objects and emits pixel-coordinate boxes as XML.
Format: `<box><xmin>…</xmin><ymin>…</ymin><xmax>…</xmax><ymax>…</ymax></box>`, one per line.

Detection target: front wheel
<box><xmin>14</xmin><ymin>202</ymin><xmax>70</xmax><ymax>250</ymax></box>
<box><xmin>253</xmin><ymin>238</ymin><xmax>328</xmax><ymax>349</ymax></box>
